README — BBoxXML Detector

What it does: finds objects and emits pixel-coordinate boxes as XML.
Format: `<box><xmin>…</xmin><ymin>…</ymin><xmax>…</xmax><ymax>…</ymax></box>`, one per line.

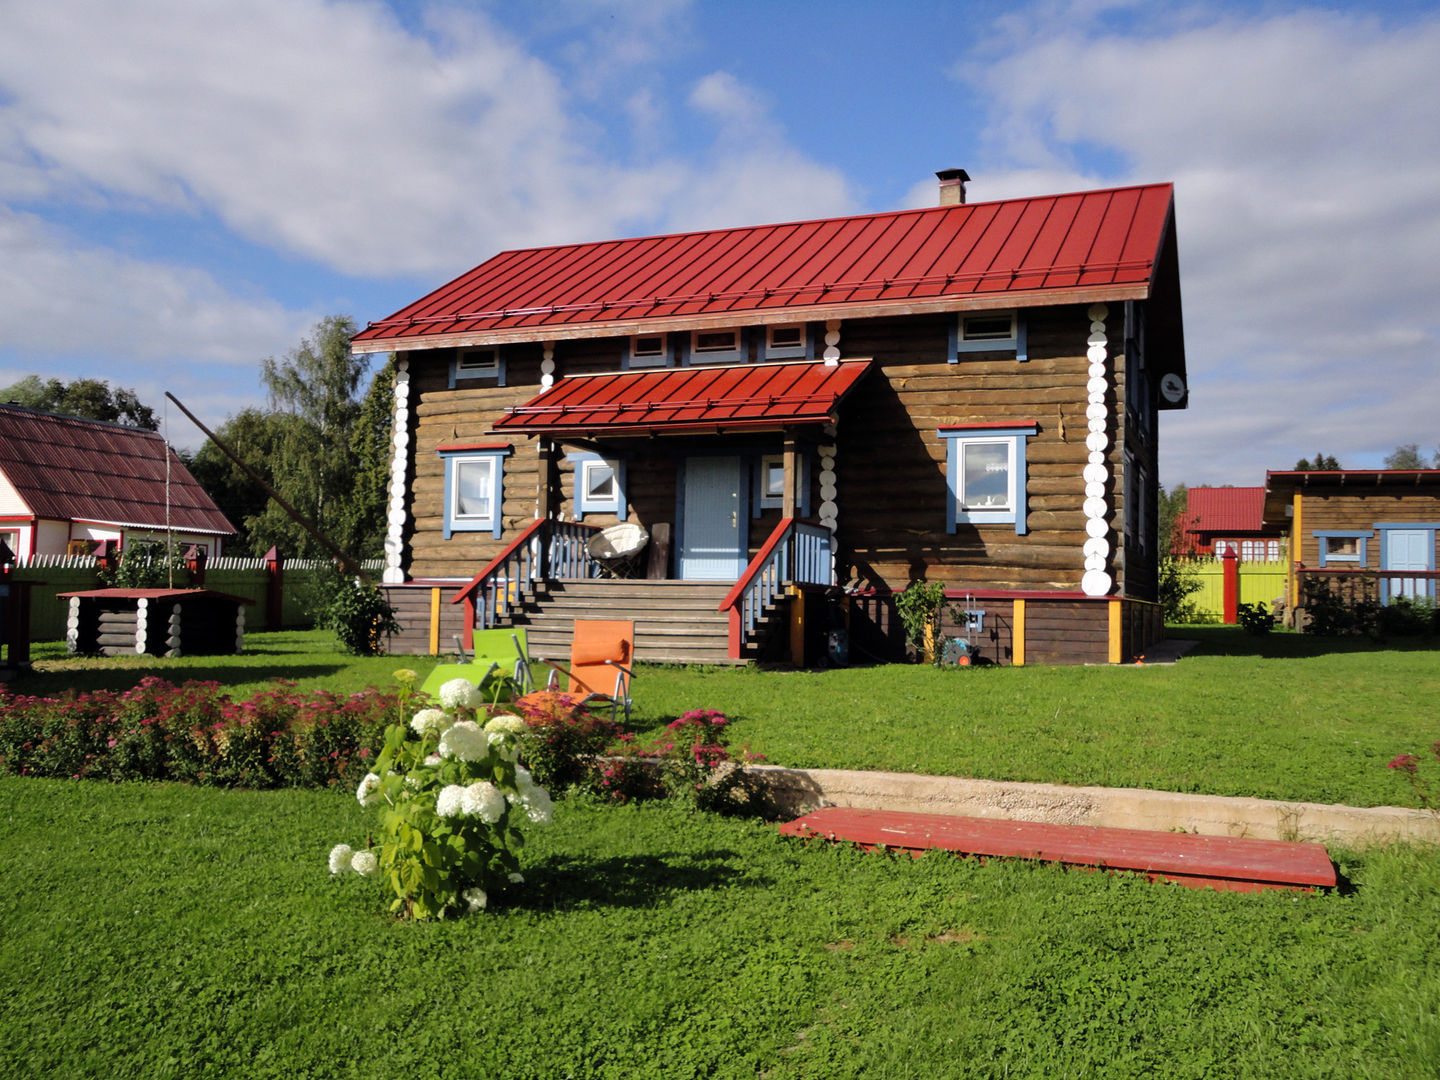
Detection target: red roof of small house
<box><xmin>1180</xmin><ymin>487</ymin><xmax>1267</xmax><ymax>537</ymax></box>
<box><xmin>0</xmin><ymin>405</ymin><xmax>235</xmax><ymax>536</ymax></box>
<box><xmin>354</xmin><ymin>182</ymin><xmax>1179</xmax><ymax>353</ymax></box>
<box><xmin>493</xmin><ymin>359</ymin><xmax>873</xmax><ymax>437</ymax></box>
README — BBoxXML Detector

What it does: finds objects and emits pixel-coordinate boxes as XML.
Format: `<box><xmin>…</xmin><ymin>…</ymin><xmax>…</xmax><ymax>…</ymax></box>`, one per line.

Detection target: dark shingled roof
<box><xmin>0</xmin><ymin>404</ymin><xmax>234</xmax><ymax>535</ymax></box>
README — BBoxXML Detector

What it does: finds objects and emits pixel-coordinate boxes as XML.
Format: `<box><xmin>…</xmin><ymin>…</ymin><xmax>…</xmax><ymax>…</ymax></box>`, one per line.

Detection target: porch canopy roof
<box><xmin>492</xmin><ymin>359</ymin><xmax>872</xmax><ymax>438</ymax></box>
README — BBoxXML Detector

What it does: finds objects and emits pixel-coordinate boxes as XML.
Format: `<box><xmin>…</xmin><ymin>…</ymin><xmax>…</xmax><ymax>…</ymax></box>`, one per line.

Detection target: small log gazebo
<box><xmin>58</xmin><ymin>588</ymin><xmax>253</xmax><ymax>657</ymax></box>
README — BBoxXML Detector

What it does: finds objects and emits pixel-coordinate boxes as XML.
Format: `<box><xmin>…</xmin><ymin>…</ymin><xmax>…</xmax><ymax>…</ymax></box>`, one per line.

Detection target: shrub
<box><xmin>329</xmin><ymin>676</ymin><xmax>551</xmax><ymax>920</ymax></box>
<box><xmin>1236</xmin><ymin>601</ymin><xmax>1273</xmax><ymax>635</ymax></box>
<box><xmin>603</xmin><ymin>709</ymin><xmax>765</xmax><ymax>814</ymax></box>
<box><xmin>1375</xmin><ymin>595</ymin><xmax>1437</xmax><ymax>638</ymax></box>
<box><xmin>510</xmin><ymin>689</ymin><xmax>622</xmax><ymax>792</ymax></box>
<box><xmin>1158</xmin><ymin>555</ymin><xmax>1204</xmax><ymax>623</ymax></box>
<box><xmin>895</xmin><ymin>581</ymin><xmax>961</xmax><ymax>664</ymax></box>
<box><xmin>309</xmin><ymin>570</ymin><xmax>401</xmax><ymax>656</ymax></box>
<box><xmin>1302</xmin><ymin>576</ymin><xmax>1380</xmax><ymax>636</ymax></box>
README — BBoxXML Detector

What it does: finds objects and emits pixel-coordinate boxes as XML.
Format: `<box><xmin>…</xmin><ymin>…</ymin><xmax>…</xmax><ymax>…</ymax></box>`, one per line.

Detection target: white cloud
<box><xmin>0</xmin><ymin>0</ymin><xmax>850</xmax><ymax>278</ymax></box>
<box><xmin>955</xmin><ymin>7</ymin><xmax>1440</xmax><ymax>484</ymax></box>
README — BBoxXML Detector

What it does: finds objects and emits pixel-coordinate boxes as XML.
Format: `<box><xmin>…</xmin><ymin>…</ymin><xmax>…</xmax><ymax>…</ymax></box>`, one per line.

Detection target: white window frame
<box><xmin>439</xmin><ymin>445</ymin><xmax>512</xmax><ymax>539</ymax></box>
<box><xmin>949</xmin><ymin>310</ymin><xmax>1027</xmax><ymax>363</ymax></box>
<box><xmin>754</xmin><ymin>453</ymin><xmax>811</xmax><ymax>514</ymax></box>
<box><xmin>763</xmin><ymin>323</ymin><xmax>808</xmax><ymax>360</ymax></box>
<box><xmin>939</xmin><ymin>424</ymin><xmax>1036</xmax><ymax>534</ymax></box>
<box><xmin>448</xmin><ymin>347</ymin><xmax>506</xmax><ymax>387</ymax></box>
<box><xmin>624</xmin><ymin>333</ymin><xmax>670</xmax><ymax>369</ymax></box>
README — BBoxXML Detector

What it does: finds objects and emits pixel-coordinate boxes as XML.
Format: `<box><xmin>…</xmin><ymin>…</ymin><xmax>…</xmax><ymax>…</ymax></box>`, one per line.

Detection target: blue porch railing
<box><xmin>719</xmin><ymin>517</ymin><xmax>833</xmax><ymax>659</ymax></box>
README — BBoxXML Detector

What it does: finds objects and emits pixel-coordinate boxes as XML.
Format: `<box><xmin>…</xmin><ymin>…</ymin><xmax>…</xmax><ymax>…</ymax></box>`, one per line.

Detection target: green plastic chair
<box><xmin>420</xmin><ymin>628</ymin><xmax>530</xmax><ymax>700</ymax></box>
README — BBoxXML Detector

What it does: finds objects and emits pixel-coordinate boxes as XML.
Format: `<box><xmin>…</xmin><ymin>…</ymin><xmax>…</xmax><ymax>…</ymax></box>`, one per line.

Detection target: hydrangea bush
<box><xmin>330</xmin><ymin>673</ymin><xmax>553</xmax><ymax>920</ymax></box>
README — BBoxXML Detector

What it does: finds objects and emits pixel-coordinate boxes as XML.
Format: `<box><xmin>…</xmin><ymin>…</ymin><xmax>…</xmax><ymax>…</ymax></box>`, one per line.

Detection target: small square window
<box><xmin>764</xmin><ymin>324</ymin><xmax>807</xmax><ymax>359</ymax></box>
<box><xmin>583</xmin><ymin>459</ymin><xmax>617</xmax><ymax>502</ymax></box>
<box><xmin>939</xmin><ymin>424</ymin><xmax>1036</xmax><ymax>534</ymax></box>
<box><xmin>962</xmin><ymin>314</ymin><xmax>1015</xmax><ymax>342</ymax></box>
<box><xmin>695</xmin><ymin>330</ymin><xmax>738</xmax><ymax>353</ymax></box>
<box><xmin>450</xmin><ymin>347</ymin><xmax>506</xmax><ymax>386</ymax></box>
<box><xmin>571</xmin><ymin>453</ymin><xmax>625</xmax><ymax>518</ymax></box>
<box><xmin>627</xmin><ymin>334</ymin><xmax>669</xmax><ymax>369</ymax></box>
<box><xmin>1325</xmin><ymin>536</ymin><xmax>1358</xmax><ymax>558</ymax></box>
<box><xmin>439</xmin><ymin>444</ymin><xmax>511</xmax><ymax>538</ymax></box>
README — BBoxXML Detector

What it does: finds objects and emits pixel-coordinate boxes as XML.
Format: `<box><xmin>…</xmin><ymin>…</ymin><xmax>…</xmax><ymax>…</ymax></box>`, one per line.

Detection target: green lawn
<box><xmin>17</xmin><ymin>627</ymin><xmax>1440</xmax><ymax>808</ymax></box>
<box><xmin>2</xmin><ymin>776</ymin><xmax>1437</xmax><ymax>1080</ymax></box>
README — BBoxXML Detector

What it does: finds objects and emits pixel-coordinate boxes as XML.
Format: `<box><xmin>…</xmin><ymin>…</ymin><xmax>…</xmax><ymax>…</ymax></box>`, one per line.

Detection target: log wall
<box><xmin>1292</xmin><ymin>488</ymin><xmax>1440</xmax><ymax>569</ymax></box>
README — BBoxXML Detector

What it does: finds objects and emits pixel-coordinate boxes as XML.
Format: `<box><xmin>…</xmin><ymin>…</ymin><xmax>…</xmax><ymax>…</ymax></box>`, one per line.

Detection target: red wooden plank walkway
<box><xmin>779</xmin><ymin>807</ymin><xmax>1337</xmax><ymax>893</ymax></box>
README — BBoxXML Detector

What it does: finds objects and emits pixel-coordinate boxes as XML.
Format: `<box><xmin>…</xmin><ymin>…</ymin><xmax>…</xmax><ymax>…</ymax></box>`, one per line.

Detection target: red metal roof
<box><xmin>1181</xmin><ymin>487</ymin><xmax>1267</xmax><ymax>536</ymax></box>
<box><xmin>0</xmin><ymin>405</ymin><xmax>235</xmax><ymax>535</ymax></box>
<box><xmin>354</xmin><ymin>183</ymin><xmax>1176</xmax><ymax>351</ymax></box>
<box><xmin>492</xmin><ymin>360</ymin><xmax>872</xmax><ymax>437</ymax></box>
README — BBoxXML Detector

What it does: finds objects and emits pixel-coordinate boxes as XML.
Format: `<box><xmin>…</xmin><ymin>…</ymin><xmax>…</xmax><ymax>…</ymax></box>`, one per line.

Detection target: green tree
<box><xmin>1156</xmin><ymin>483</ymin><xmax>1202</xmax><ymax>622</ymax></box>
<box><xmin>187</xmin><ymin>408</ymin><xmax>297</xmax><ymax>554</ymax></box>
<box><xmin>1</xmin><ymin>376</ymin><xmax>158</xmax><ymax>429</ymax></box>
<box><xmin>1384</xmin><ymin>444</ymin><xmax>1425</xmax><ymax>470</ymax></box>
<box><xmin>1294</xmin><ymin>452</ymin><xmax>1340</xmax><ymax>470</ymax></box>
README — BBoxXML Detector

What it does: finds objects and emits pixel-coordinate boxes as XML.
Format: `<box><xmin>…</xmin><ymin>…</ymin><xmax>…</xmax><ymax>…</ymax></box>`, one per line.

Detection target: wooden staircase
<box><xmin>511</xmin><ymin>578</ymin><xmax>767</xmax><ymax>666</ymax></box>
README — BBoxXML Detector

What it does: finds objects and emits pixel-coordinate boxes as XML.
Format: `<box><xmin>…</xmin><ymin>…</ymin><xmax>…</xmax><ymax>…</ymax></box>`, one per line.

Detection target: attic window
<box><xmin>626</xmin><ymin>333</ymin><xmax>670</xmax><ymax>369</ymax></box>
<box><xmin>687</xmin><ymin>327</ymin><xmax>746</xmax><ymax>364</ymax></box>
<box><xmin>449</xmin><ymin>347</ymin><xmax>506</xmax><ymax>387</ymax></box>
<box><xmin>763</xmin><ymin>324</ymin><xmax>807</xmax><ymax>359</ymax></box>
<box><xmin>950</xmin><ymin>311</ymin><xmax>1027</xmax><ymax>362</ymax></box>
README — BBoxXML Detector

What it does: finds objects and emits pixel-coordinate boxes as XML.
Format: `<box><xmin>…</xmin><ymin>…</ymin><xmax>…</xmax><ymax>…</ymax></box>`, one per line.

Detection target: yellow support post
<box><xmin>1289</xmin><ymin>492</ymin><xmax>1303</xmax><ymax>611</ymax></box>
<box><xmin>428</xmin><ymin>588</ymin><xmax>441</xmax><ymax>655</ymax></box>
<box><xmin>1012</xmin><ymin>599</ymin><xmax>1026</xmax><ymax>666</ymax></box>
<box><xmin>1108</xmin><ymin>598</ymin><xmax>1123</xmax><ymax>664</ymax></box>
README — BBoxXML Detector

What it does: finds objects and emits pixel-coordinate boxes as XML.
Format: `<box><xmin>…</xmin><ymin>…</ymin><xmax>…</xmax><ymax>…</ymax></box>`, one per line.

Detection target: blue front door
<box><xmin>1383</xmin><ymin>528</ymin><xmax>1433</xmax><ymax>601</ymax></box>
<box><xmin>680</xmin><ymin>456</ymin><xmax>745</xmax><ymax>580</ymax></box>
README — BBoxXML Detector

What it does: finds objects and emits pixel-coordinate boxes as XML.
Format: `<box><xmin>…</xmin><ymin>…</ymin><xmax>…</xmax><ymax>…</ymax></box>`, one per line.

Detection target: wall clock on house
<box><xmin>1160</xmin><ymin>372</ymin><xmax>1186</xmax><ymax>403</ymax></box>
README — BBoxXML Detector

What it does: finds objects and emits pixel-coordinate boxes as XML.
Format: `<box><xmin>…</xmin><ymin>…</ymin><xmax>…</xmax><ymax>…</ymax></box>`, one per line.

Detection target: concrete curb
<box><xmin>746</xmin><ymin>765</ymin><xmax>1440</xmax><ymax>849</ymax></box>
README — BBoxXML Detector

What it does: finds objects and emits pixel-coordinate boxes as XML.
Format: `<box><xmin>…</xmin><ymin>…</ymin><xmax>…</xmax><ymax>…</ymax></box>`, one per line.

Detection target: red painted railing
<box><xmin>448</xmin><ymin>518</ymin><xmax>601</xmax><ymax>649</ymax></box>
<box><xmin>719</xmin><ymin>517</ymin><xmax>832</xmax><ymax>659</ymax></box>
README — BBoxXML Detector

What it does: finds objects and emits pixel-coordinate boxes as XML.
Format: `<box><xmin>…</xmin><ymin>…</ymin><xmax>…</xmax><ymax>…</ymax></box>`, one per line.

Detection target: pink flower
<box><xmin>1388</xmin><ymin>753</ymin><xmax>1420</xmax><ymax>774</ymax></box>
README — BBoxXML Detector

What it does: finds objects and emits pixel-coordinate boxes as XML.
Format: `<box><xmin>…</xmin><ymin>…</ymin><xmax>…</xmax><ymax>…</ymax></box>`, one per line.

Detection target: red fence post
<box><xmin>185</xmin><ymin>544</ymin><xmax>207</xmax><ymax>586</ymax></box>
<box><xmin>264</xmin><ymin>546</ymin><xmax>283</xmax><ymax>631</ymax></box>
<box><xmin>1222</xmin><ymin>548</ymin><xmax>1239</xmax><ymax>624</ymax></box>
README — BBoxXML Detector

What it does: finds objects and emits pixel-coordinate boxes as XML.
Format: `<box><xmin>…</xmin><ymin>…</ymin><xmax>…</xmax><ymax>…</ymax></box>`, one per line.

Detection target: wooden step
<box><xmin>779</xmin><ymin>807</ymin><xmax>1337</xmax><ymax>893</ymax></box>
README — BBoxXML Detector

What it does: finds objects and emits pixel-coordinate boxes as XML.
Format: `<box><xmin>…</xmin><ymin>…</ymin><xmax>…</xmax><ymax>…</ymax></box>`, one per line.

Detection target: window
<box><xmin>625</xmin><ymin>333</ymin><xmax>670</xmax><ymax>369</ymax></box>
<box><xmin>1240</xmin><ymin>539</ymin><xmax>1281</xmax><ymax>562</ymax></box>
<box><xmin>1315</xmin><ymin>530</ymin><xmax>1370</xmax><ymax>567</ymax></box>
<box><xmin>0</xmin><ymin>529</ymin><xmax>18</xmax><ymax>559</ymax></box>
<box><xmin>1125</xmin><ymin>450</ymin><xmax>1149</xmax><ymax>555</ymax></box>
<box><xmin>939</xmin><ymin>424</ymin><xmax>1037</xmax><ymax>534</ymax></box>
<box><xmin>569</xmin><ymin>452</ymin><xmax>626</xmax><ymax>518</ymax></box>
<box><xmin>763</xmin><ymin>323</ymin><xmax>808</xmax><ymax>360</ymax></box>
<box><xmin>438</xmin><ymin>444</ymin><xmax>512</xmax><ymax>538</ymax></box>
<box><xmin>687</xmin><ymin>327</ymin><xmax>745</xmax><ymax>364</ymax></box>
<box><xmin>448</xmin><ymin>347</ymin><xmax>506</xmax><ymax>387</ymax></box>
<box><xmin>949</xmin><ymin>310</ymin><xmax>1027</xmax><ymax>363</ymax></box>
<box><xmin>754</xmin><ymin>453</ymin><xmax>811</xmax><ymax>514</ymax></box>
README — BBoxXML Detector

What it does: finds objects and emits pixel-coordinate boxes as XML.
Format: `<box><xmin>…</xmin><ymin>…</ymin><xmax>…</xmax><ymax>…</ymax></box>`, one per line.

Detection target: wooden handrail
<box><xmin>449</xmin><ymin>518</ymin><xmax>548</xmax><ymax>605</ymax></box>
<box><xmin>719</xmin><ymin>517</ymin><xmax>797</xmax><ymax>614</ymax></box>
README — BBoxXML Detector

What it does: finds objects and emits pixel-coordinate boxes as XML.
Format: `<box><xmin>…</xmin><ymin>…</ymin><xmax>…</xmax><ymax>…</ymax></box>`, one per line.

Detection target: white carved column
<box><xmin>823</xmin><ymin>320</ymin><xmax>841</xmax><ymax>366</ymax></box>
<box><xmin>1081</xmin><ymin>303</ymin><xmax>1113</xmax><ymax>597</ymax></box>
<box><xmin>540</xmin><ymin>340</ymin><xmax>556</xmax><ymax>392</ymax></box>
<box><xmin>382</xmin><ymin>357</ymin><xmax>411</xmax><ymax>584</ymax></box>
<box><xmin>819</xmin><ymin>423</ymin><xmax>838</xmax><ymax>582</ymax></box>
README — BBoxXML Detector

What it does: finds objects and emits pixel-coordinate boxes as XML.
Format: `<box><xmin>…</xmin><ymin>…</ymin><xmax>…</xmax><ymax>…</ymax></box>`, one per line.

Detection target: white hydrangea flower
<box><xmin>462</xmin><ymin>781</ymin><xmax>507</xmax><ymax>824</ymax></box>
<box><xmin>439</xmin><ymin>678</ymin><xmax>481</xmax><ymax>712</ymax></box>
<box><xmin>514</xmin><ymin>766</ymin><xmax>536</xmax><ymax>793</ymax></box>
<box><xmin>463</xmin><ymin>887</ymin><xmax>487</xmax><ymax>912</ymax></box>
<box><xmin>356</xmin><ymin>772</ymin><xmax>382</xmax><ymax>807</ymax></box>
<box><xmin>351</xmin><ymin>850</ymin><xmax>379</xmax><ymax>877</ymax></box>
<box><xmin>436</xmin><ymin>784</ymin><xmax>467</xmax><ymax>818</ymax></box>
<box><xmin>410</xmin><ymin>708</ymin><xmax>451</xmax><ymax>737</ymax></box>
<box><xmin>328</xmin><ymin>843</ymin><xmax>354</xmax><ymax>874</ymax></box>
<box><xmin>520</xmin><ymin>785</ymin><xmax>554</xmax><ymax>827</ymax></box>
<box><xmin>508</xmin><ymin>872</ymin><xmax>524</xmax><ymax>885</ymax></box>
<box><xmin>484</xmin><ymin>714</ymin><xmax>528</xmax><ymax>735</ymax></box>
<box><xmin>438</xmin><ymin>720</ymin><xmax>490</xmax><ymax>762</ymax></box>
<box><xmin>424</xmin><ymin>754</ymin><xmax>442</xmax><ymax>766</ymax></box>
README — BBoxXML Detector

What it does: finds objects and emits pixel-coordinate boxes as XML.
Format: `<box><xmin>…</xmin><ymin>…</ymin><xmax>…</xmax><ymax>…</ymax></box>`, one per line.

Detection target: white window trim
<box><xmin>754</xmin><ymin>453</ymin><xmax>811</xmax><ymax>514</ymax></box>
<box><xmin>439</xmin><ymin>446</ymin><xmax>512</xmax><ymax>539</ymax></box>
<box><xmin>949</xmin><ymin>310</ymin><xmax>1027</xmax><ymax>363</ymax></box>
<box><xmin>448</xmin><ymin>347</ymin><xmax>506</xmax><ymax>387</ymax></box>
<box><xmin>939</xmin><ymin>425</ymin><xmax>1036</xmax><ymax>535</ymax></box>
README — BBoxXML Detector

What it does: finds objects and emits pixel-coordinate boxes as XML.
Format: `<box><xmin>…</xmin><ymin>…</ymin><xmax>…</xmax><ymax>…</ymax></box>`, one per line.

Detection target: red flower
<box><xmin>1388</xmin><ymin>753</ymin><xmax>1420</xmax><ymax>774</ymax></box>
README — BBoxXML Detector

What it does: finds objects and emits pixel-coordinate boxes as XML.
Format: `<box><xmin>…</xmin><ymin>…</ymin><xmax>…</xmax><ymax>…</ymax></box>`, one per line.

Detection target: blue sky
<box><xmin>2</xmin><ymin>0</ymin><xmax>1438</xmax><ymax>487</ymax></box>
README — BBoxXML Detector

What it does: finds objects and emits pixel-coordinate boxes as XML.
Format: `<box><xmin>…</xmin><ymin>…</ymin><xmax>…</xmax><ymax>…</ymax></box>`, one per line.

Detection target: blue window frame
<box><xmin>568</xmin><ymin>452</ymin><xmax>626</xmax><ymax>519</ymax></box>
<box><xmin>622</xmin><ymin>333</ymin><xmax>671</xmax><ymax>370</ymax></box>
<box><xmin>753</xmin><ymin>452</ymin><xmax>812</xmax><ymax>515</ymax></box>
<box><xmin>439</xmin><ymin>445</ymin><xmax>512</xmax><ymax>539</ymax></box>
<box><xmin>1314</xmin><ymin>530</ymin><xmax>1370</xmax><ymax>567</ymax></box>
<box><xmin>949</xmin><ymin>310</ymin><xmax>1027</xmax><ymax>363</ymax></box>
<box><xmin>681</xmin><ymin>327</ymin><xmax>748</xmax><ymax>365</ymax></box>
<box><xmin>448</xmin><ymin>347</ymin><xmax>506</xmax><ymax>388</ymax></box>
<box><xmin>939</xmin><ymin>424</ymin><xmax>1037</xmax><ymax>534</ymax></box>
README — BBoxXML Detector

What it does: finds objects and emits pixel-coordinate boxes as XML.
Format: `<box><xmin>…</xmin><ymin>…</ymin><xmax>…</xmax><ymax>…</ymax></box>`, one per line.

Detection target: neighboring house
<box><xmin>353</xmin><ymin>172</ymin><xmax>1188</xmax><ymax>664</ymax></box>
<box><xmin>0</xmin><ymin>404</ymin><xmax>235</xmax><ymax>559</ymax></box>
<box><xmin>1262</xmin><ymin>468</ymin><xmax>1440</xmax><ymax>610</ymax></box>
<box><xmin>1176</xmin><ymin>486</ymin><xmax>1286</xmax><ymax>561</ymax></box>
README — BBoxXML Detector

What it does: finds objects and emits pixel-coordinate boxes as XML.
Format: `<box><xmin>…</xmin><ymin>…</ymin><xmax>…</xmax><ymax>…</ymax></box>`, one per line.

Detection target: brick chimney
<box><xmin>936</xmin><ymin>168</ymin><xmax>970</xmax><ymax>206</ymax></box>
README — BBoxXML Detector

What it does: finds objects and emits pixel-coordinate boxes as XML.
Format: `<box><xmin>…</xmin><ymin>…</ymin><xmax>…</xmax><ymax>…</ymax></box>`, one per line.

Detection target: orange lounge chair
<box><xmin>542</xmin><ymin>619</ymin><xmax>634</xmax><ymax>722</ymax></box>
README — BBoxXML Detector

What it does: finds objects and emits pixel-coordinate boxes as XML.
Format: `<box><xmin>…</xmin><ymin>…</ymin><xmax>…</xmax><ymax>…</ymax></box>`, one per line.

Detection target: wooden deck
<box><xmin>779</xmin><ymin>807</ymin><xmax>1338</xmax><ymax>893</ymax></box>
